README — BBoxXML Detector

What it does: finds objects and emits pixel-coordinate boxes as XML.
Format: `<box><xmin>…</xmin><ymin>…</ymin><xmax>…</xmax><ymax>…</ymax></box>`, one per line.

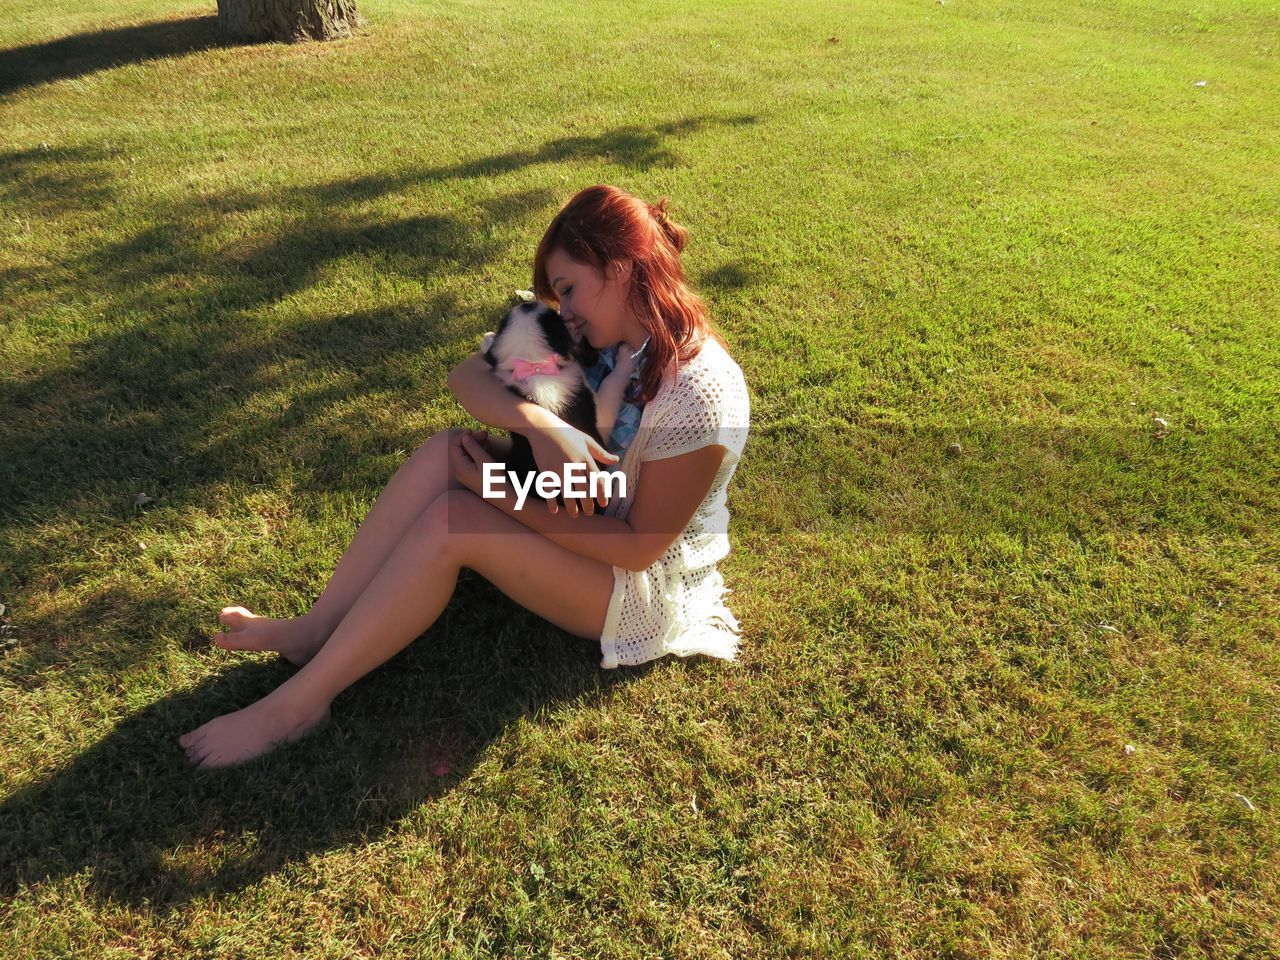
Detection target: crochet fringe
<box><xmin>668</xmin><ymin>589</ymin><xmax>742</xmax><ymax>663</ymax></box>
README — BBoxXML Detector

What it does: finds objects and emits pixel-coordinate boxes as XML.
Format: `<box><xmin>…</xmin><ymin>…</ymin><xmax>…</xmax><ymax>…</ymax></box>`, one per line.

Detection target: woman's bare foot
<box><xmin>216</xmin><ymin>606</ymin><xmax>323</xmax><ymax>666</ymax></box>
<box><xmin>179</xmin><ymin>691</ymin><xmax>331</xmax><ymax>768</ymax></box>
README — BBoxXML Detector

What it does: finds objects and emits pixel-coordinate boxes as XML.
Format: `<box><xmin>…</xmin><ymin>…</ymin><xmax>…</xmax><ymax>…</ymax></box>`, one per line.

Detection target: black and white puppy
<box><xmin>481</xmin><ymin>301</ymin><xmax>636</xmax><ymax>493</ymax></box>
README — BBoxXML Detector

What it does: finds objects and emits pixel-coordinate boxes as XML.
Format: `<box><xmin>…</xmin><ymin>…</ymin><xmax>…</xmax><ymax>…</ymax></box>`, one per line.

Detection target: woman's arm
<box><xmin>449</xmin><ymin>351</ymin><xmax>620</xmax><ymax>516</ymax></box>
<box><xmin>455</xmin><ymin>433</ymin><xmax>725</xmax><ymax>571</ymax></box>
<box><xmin>447</xmin><ymin>351</ymin><xmax>561</xmax><ymax>437</ymax></box>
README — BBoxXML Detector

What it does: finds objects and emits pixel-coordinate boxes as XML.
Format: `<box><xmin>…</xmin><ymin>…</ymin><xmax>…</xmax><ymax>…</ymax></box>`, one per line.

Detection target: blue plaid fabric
<box><xmin>583</xmin><ymin>338</ymin><xmax>649</xmax><ymax>457</ymax></box>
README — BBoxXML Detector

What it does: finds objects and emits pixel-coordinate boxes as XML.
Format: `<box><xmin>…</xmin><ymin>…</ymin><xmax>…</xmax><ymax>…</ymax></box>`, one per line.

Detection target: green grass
<box><xmin>2</xmin><ymin>0</ymin><xmax>1278</xmax><ymax>955</ymax></box>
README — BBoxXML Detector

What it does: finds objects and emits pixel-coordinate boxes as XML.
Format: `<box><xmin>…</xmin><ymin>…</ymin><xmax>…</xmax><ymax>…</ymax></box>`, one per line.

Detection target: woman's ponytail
<box><xmin>650</xmin><ymin>197</ymin><xmax>688</xmax><ymax>253</ymax></box>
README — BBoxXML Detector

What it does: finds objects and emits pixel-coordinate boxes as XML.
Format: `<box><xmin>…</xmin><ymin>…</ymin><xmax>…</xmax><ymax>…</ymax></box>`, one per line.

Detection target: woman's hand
<box><xmin>449</xmin><ymin>429</ymin><xmax>497</xmax><ymax>500</ymax></box>
<box><xmin>527</xmin><ymin>420</ymin><xmax>620</xmax><ymax>518</ymax></box>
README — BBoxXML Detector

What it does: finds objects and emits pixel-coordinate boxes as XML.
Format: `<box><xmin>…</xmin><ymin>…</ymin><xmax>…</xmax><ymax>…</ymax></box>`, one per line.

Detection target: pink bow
<box><xmin>511</xmin><ymin>356</ymin><xmax>561</xmax><ymax>381</ymax></box>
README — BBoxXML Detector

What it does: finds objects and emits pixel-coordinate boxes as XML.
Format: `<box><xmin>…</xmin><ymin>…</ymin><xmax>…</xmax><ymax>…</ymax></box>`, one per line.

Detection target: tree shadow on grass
<box><xmin>0</xmin><ymin>144</ymin><xmax>119</xmax><ymax>219</ymax></box>
<box><xmin>0</xmin><ymin>112</ymin><xmax>761</xmax><ymax>531</ymax></box>
<box><xmin>0</xmin><ymin>114</ymin><xmax>753</xmax><ymax>906</ymax></box>
<box><xmin>0</xmin><ymin>112</ymin><xmax>763</xmax><ymax>685</ymax></box>
<box><xmin>0</xmin><ymin>15</ymin><xmax>224</xmax><ymax>97</ymax></box>
<box><xmin>0</xmin><ymin>570</ymin><xmax>658</xmax><ymax>908</ymax></box>
<box><xmin>700</xmin><ymin>261</ymin><xmax>763</xmax><ymax>293</ymax></box>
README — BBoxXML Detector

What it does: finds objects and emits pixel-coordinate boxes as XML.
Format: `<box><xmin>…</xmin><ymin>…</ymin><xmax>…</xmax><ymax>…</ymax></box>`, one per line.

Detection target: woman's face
<box><xmin>544</xmin><ymin>247</ymin><xmax>633</xmax><ymax>350</ymax></box>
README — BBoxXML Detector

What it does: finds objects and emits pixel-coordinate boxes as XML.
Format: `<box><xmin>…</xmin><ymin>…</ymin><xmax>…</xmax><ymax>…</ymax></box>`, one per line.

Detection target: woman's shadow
<box><xmin>0</xmin><ymin>15</ymin><xmax>223</xmax><ymax>97</ymax></box>
<box><xmin>0</xmin><ymin>578</ymin><xmax>652</xmax><ymax>909</ymax></box>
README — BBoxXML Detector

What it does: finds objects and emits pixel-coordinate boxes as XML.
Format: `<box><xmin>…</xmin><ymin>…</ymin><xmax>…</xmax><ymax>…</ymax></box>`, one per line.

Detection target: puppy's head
<box><xmin>484</xmin><ymin>302</ymin><xmax>597</xmax><ymax>412</ymax></box>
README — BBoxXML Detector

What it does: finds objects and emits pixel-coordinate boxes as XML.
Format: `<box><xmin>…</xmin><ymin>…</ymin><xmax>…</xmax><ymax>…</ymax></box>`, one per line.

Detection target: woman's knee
<box><xmin>401</xmin><ymin>429</ymin><xmax>463</xmax><ymax>488</ymax></box>
<box><xmin>411</xmin><ymin>428</ymin><xmax>455</xmax><ymax>460</ymax></box>
<box><xmin>415</xmin><ymin>489</ymin><xmax>503</xmax><ymax>558</ymax></box>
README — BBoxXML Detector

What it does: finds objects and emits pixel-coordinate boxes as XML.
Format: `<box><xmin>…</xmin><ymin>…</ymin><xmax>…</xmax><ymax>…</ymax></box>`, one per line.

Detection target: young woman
<box><xmin>179</xmin><ymin>185</ymin><xmax>751</xmax><ymax>768</ymax></box>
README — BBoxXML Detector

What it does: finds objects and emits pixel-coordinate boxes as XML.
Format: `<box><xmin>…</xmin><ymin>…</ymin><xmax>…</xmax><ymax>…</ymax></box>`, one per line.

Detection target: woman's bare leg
<box><xmin>217</xmin><ymin>429</ymin><xmax>511</xmax><ymax>664</ymax></box>
<box><xmin>181</xmin><ymin>489</ymin><xmax>614</xmax><ymax>767</ymax></box>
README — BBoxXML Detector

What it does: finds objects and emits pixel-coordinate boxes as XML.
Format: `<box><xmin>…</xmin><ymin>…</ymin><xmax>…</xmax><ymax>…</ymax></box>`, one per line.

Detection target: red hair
<box><xmin>533</xmin><ymin>185</ymin><xmax>725</xmax><ymax>404</ymax></box>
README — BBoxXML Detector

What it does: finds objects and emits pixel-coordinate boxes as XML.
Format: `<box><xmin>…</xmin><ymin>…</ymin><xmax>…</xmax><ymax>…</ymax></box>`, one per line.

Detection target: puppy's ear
<box><xmin>484</xmin><ymin>306</ymin><xmax>519</xmax><ymax>366</ymax></box>
<box><xmin>535</xmin><ymin>304</ymin><xmax>577</xmax><ymax>359</ymax></box>
<box><xmin>493</xmin><ymin>306</ymin><xmax>516</xmax><ymax>337</ymax></box>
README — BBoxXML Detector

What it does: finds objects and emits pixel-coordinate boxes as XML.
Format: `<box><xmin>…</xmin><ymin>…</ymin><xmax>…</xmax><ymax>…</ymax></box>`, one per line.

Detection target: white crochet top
<box><xmin>599</xmin><ymin>337</ymin><xmax>751</xmax><ymax>669</ymax></box>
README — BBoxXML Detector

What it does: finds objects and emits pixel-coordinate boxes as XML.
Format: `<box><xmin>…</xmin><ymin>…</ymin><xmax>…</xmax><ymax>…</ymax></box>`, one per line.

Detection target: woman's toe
<box><xmin>216</xmin><ymin>611</ymin><xmax>258</xmax><ymax>649</ymax></box>
<box><xmin>188</xmin><ymin>741</ymin><xmax>213</xmax><ymax>764</ymax></box>
<box><xmin>219</xmin><ymin>606</ymin><xmax>252</xmax><ymax>629</ymax></box>
<box><xmin>194</xmin><ymin>744</ymin><xmax>219</xmax><ymax>764</ymax></box>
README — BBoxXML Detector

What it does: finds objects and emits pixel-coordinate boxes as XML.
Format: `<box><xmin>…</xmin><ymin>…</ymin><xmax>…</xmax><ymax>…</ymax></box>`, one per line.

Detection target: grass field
<box><xmin>2</xmin><ymin>0</ymin><xmax>1278</xmax><ymax>955</ymax></box>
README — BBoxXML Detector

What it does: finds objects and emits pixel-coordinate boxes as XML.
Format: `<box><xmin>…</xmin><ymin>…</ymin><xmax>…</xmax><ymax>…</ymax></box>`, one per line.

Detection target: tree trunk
<box><xmin>217</xmin><ymin>0</ymin><xmax>361</xmax><ymax>42</ymax></box>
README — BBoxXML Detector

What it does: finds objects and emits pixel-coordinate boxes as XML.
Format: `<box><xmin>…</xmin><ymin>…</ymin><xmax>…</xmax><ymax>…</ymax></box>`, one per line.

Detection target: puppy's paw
<box><xmin>480</xmin><ymin>331</ymin><xmax>496</xmax><ymax>352</ymax></box>
<box><xmin>613</xmin><ymin>347</ymin><xmax>637</xmax><ymax>376</ymax></box>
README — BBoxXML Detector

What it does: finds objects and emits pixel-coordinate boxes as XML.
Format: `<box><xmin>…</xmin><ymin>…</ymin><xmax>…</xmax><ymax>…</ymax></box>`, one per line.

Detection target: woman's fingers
<box><xmin>520</xmin><ymin>428</ymin><xmax>620</xmax><ymax>517</ymax></box>
<box><xmin>589</xmin><ymin>439</ymin><xmax>620</xmax><ymax>465</ymax></box>
<box><xmin>447</xmin><ymin>436</ymin><xmax>472</xmax><ymax>488</ymax></box>
<box><xmin>576</xmin><ymin>460</ymin><xmax>595</xmax><ymax>516</ymax></box>
<box><xmin>461</xmin><ymin>433</ymin><xmax>493</xmax><ymax>465</ymax></box>
<box><xmin>591</xmin><ymin>462</ymin><xmax>611</xmax><ymax>508</ymax></box>
<box><xmin>577</xmin><ymin>438</ymin><xmax>616</xmax><ymax>512</ymax></box>
<box><xmin>590</xmin><ymin>443</ymin><xmax>617</xmax><ymax>508</ymax></box>
<box><xmin>457</xmin><ymin>436</ymin><xmax>476</xmax><ymax>467</ymax></box>
<box><xmin>581</xmin><ymin>454</ymin><xmax>605</xmax><ymax>516</ymax></box>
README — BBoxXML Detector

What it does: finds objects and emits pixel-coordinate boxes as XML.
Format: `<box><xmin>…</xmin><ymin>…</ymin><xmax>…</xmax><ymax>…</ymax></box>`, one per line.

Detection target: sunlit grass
<box><xmin>1</xmin><ymin>0</ymin><xmax>1278</xmax><ymax>955</ymax></box>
